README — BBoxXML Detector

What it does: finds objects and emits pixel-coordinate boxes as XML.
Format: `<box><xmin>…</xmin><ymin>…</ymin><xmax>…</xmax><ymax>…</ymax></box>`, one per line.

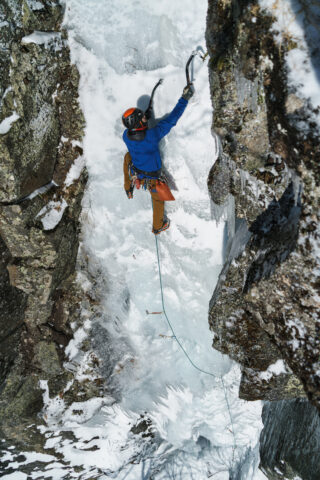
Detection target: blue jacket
<box><xmin>123</xmin><ymin>97</ymin><xmax>188</xmax><ymax>173</ymax></box>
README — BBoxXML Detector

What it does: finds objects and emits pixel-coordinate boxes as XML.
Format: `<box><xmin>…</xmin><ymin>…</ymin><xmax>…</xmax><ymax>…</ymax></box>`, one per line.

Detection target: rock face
<box><xmin>0</xmin><ymin>0</ymin><xmax>87</xmax><ymax>441</ymax></box>
<box><xmin>206</xmin><ymin>0</ymin><xmax>320</xmax><ymax>476</ymax></box>
<box><xmin>206</xmin><ymin>0</ymin><xmax>319</xmax><ymax>409</ymax></box>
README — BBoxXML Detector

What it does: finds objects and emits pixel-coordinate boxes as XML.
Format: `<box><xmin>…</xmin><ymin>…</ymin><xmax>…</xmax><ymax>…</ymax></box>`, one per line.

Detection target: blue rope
<box><xmin>154</xmin><ymin>234</ymin><xmax>237</xmax><ymax>462</ymax></box>
<box><xmin>155</xmin><ymin>235</ymin><xmax>216</xmax><ymax>377</ymax></box>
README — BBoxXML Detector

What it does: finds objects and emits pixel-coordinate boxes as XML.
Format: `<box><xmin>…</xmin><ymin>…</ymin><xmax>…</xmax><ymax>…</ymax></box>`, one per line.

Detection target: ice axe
<box><xmin>185</xmin><ymin>49</ymin><xmax>208</xmax><ymax>87</ymax></box>
<box><xmin>145</xmin><ymin>78</ymin><xmax>163</xmax><ymax>115</ymax></box>
<box><xmin>186</xmin><ymin>52</ymin><xmax>197</xmax><ymax>86</ymax></box>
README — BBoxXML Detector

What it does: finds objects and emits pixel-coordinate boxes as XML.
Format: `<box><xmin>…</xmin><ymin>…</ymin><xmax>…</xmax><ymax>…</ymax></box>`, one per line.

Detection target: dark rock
<box><xmin>0</xmin><ymin>0</ymin><xmax>87</xmax><ymax>443</ymax></box>
<box><xmin>260</xmin><ymin>399</ymin><xmax>320</xmax><ymax>480</ymax></box>
<box><xmin>206</xmin><ymin>0</ymin><xmax>320</xmax><ymax>409</ymax></box>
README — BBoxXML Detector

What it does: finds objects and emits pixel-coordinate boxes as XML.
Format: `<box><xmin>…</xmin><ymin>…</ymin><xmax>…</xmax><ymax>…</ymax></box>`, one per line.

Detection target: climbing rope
<box><xmin>154</xmin><ymin>234</ymin><xmax>237</xmax><ymax>463</ymax></box>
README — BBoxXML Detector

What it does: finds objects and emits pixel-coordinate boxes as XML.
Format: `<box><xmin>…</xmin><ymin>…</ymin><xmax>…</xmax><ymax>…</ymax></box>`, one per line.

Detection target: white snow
<box><xmin>0</xmin><ymin>112</ymin><xmax>19</xmax><ymax>134</ymax></box>
<box><xmin>26</xmin><ymin>0</ymin><xmax>45</xmax><ymax>10</ymax></box>
<box><xmin>259</xmin><ymin>359</ymin><xmax>287</xmax><ymax>381</ymax></box>
<box><xmin>36</xmin><ymin>199</ymin><xmax>68</xmax><ymax>230</ymax></box>
<box><xmin>21</xmin><ymin>31</ymin><xmax>62</xmax><ymax>48</ymax></box>
<box><xmin>259</xmin><ymin>0</ymin><xmax>320</xmax><ymax>127</ymax></box>
<box><xmin>2</xmin><ymin>473</ymin><xmax>27</xmax><ymax>480</ymax></box>
<box><xmin>26</xmin><ymin>180</ymin><xmax>57</xmax><ymax>201</ymax></box>
<box><xmin>286</xmin><ymin>317</ymin><xmax>307</xmax><ymax>351</ymax></box>
<box><xmin>65</xmin><ymin>325</ymin><xmax>88</xmax><ymax>361</ymax></box>
<box><xmin>57</xmin><ymin>0</ymin><xmax>268</xmax><ymax>476</ymax></box>
<box><xmin>65</xmin><ymin>155</ymin><xmax>85</xmax><ymax>186</ymax></box>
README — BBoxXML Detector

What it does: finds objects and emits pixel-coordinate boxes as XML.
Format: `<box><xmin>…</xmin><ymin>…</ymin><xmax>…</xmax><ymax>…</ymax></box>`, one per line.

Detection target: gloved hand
<box><xmin>144</xmin><ymin>105</ymin><xmax>153</xmax><ymax>120</ymax></box>
<box><xmin>182</xmin><ymin>84</ymin><xmax>194</xmax><ymax>101</ymax></box>
<box><xmin>125</xmin><ymin>185</ymin><xmax>134</xmax><ymax>199</ymax></box>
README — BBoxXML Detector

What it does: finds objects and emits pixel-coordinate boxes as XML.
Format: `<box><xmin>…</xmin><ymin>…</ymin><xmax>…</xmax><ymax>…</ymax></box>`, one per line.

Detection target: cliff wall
<box><xmin>206</xmin><ymin>0</ymin><xmax>319</xmax><ymax>410</ymax></box>
<box><xmin>206</xmin><ymin>1</ymin><xmax>320</xmax><ymax>478</ymax></box>
<box><xmin>0</xmin><ymin>0</ymin><xmax>87</xmax><ymax>443</ymax></box>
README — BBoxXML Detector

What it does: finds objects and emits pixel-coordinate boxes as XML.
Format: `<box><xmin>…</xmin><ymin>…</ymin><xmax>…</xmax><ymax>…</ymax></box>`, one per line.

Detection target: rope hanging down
<box><xmin>154</xmin><ymin>235</ymin><xmax>237</xmax><ymax>462</ymax></box>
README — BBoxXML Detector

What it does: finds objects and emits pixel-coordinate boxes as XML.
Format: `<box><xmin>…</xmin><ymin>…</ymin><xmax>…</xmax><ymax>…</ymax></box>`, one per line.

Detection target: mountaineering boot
<box><xmin>152</xmin><ymin>218</ymin><xmax>170</xmax><ymax>235</ymax></box>
<box><xmin>126</xmin><ymin>185</ymin><xmax>134</xmax><ymax>199</ymax></box>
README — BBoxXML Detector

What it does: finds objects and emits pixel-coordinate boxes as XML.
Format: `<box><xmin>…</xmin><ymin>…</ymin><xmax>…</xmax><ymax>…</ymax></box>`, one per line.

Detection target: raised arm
<box><xmin>153</xmin><ymin>97</ymin><xmax>188</xmax><ymax>141</ymax></box>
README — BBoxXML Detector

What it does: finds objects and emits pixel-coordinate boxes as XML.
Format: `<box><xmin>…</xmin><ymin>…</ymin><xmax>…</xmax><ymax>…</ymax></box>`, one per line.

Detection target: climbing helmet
<box><xmin>122</xmin><ymin>107</ymin><xmax>145</xmax><ymax>130</ymax></box>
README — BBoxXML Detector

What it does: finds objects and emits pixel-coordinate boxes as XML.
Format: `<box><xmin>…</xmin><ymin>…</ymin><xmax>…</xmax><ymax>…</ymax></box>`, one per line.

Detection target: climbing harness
<box><xmin>154</xmin><ymin>233</ymin><xmax>237</xmax><ymax>464</ymax></box>
<box><xmin>128</xmin><ymin>161</ymin><xmax>174</xmax><ymax>198</ymax></box>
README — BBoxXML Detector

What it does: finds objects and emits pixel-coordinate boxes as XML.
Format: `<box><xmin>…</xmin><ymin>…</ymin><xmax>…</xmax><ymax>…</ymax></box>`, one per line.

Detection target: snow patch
<box><xmin>65</xmin><ymin>155</ymin><xmax>85</xmax><ymax>186</ymax></box>
<box><xmin>0</xmin><ymin>112</ymin><xmax>19</xmax><ymax>134</ymax></box>
<box><xmin>36</xmin><ymin>199</ymin><xmax>68</xmax><ymax>230</ymax></box>
<box><xmin>259</xmin><ymin>0</ymin><xmax>320</xmax><ymax>127</ymax></box>
<box><xmin>259</xmin><ymin>359</ymin><xmax>287</xmax><ymax>381</ymax></box>
<box><xmin>21</xmin><ymin>31</ymin><xmax>62</xmax><ymax>50</ymax></box>
<box><xmin>65</xmin><ymin>325</ymin><xmax>88</xmax><ymax>361</ymax></box>
<box><xmin>26</xmin><ymin>180</ymin><xmax>57</xmax><ymax>201</ymax></box>
<box><xmin>1</xmin><ymin>473</ymin><xmax>27</xmax><ymax>479</ymax></box>
<box><xmin>26</xmin><ymin>0</ymin><xmax>45</xmax><ymax>10</ymax></box>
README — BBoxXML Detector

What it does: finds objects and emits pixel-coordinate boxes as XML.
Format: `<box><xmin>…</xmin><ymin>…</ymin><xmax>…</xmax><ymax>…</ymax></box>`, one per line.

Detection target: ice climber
<box><xmin>122</xmin><ymin>84</ymin><xmax>194</xmax><ymax>234</ymax></box>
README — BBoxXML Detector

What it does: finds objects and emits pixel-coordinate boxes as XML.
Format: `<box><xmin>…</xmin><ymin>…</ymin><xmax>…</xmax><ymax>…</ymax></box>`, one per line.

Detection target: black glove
<box><xmin>145</xmin><ymin>105</ymin><xmax>153</xmax><ymax>120</ymax></box>
<box><xmin>182</xmin><ymin>84</ymin><xmax>194</xmax><ymax>101</ymax></box>
<box><xmin>125</xmin><ymin>185</ymin><xmax>134</xmax><ymax>199</ymax></box>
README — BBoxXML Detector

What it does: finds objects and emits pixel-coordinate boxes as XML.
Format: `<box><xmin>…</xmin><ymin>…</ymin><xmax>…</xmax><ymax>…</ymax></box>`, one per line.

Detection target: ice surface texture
<box><xmin>33</xmin><ymin>0</ymin><xmax>269</xmax><ymax>478</ymax></box>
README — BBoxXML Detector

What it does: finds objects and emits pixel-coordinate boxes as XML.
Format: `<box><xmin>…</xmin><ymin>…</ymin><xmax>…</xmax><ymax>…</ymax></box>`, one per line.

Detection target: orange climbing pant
<box><xmin>123</xmin><ymin>152</ymin><xmax>165</xmax><ymax>231</ymax></box>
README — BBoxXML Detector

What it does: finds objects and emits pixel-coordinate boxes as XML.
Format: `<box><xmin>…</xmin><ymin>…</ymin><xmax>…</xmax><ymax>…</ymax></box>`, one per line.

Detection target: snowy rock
<box><xmin>207</xmin><ymin>0</ymin><xmax>320</xmax><ymax>409</ymax></box>
<box><xmin>0</xmin><ymin>0</ymin><xmax>87</xmax><ymax>450</ymax></box>
<box><xmin>206</xmin><ymin>6</ymin><xmax>320</xmax><ymax>478</ymax></box>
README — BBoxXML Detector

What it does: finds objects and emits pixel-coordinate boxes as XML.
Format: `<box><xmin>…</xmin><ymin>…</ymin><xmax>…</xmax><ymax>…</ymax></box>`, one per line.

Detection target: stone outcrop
<box><xmin>206</xmin><ymin>1</ymin><xmax>320</xmax><ymax>477</ymax></box>
<box><xmin>0</xmin><ymin>0</ymin><xmax>87</xmax><ymax>441</ymax></box>
<box><xmin>206</xmin><ymin>0</ymin><xmax>319</xmax><ymax>411</ymax></box>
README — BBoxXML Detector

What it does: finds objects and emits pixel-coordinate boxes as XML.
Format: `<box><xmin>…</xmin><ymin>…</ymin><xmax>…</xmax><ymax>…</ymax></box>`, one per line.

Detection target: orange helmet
<box><xmin>122</xmin><ymin>108</ymin><xmax>145</xmax><ymax>130</ymax></box>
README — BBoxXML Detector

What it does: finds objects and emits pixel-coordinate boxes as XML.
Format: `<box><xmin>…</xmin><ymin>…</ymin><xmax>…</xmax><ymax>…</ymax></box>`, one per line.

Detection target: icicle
<box><xmin>289</xmin><ymin>168</ymin><xmax>303</xmax><ymax>206</ymax></box>
<box><xmin>239</xmin><ymin>169</ymin><xmax>248</xmax><ymax>193</ymax></box>
<box><xmin>210</xmin><ymin>199</ymin><xmax>227</xmax><ymax>224</ymax></box>
<box><xmin>226</xmin><ymin>194</ymin><xmax>235</xmax><ymax>240</ymax></box>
